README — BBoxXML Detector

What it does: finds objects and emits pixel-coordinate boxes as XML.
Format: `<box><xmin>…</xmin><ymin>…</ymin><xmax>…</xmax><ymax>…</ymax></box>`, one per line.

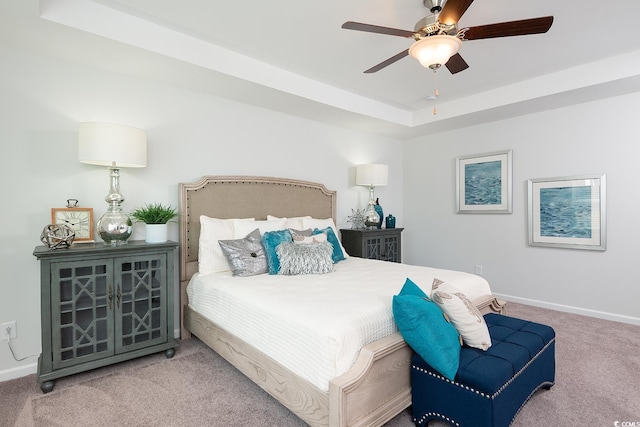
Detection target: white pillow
<box><xmin>266</xmin><ymin>215</ymin><xmax>311</xmax><ymax>230</ymax></box>
<box><xmin>198</xmin><ymin>216</ymin><xmax>253</xmax><ymax>275</ymax></box>
<box><xmin>302</xmin><ymin>217</ymin><xmax>349</xmax><ymax>258</ymax></box>
<box><xmin>233</xmin><ymin>218</ymin><xmax>288</xmax><ymax>239</ymax></box>
<box><xmin>431</xmin><ymin>278</ymin><xmax>492</xmax><ymax>351</ymax></box>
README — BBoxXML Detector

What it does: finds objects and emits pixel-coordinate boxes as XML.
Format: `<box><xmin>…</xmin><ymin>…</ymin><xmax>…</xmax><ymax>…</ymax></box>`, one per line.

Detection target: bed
<box><xmin>179</xmin><ymin>176</ymin><xmax>506</xmax><ymax>427</ymax></box>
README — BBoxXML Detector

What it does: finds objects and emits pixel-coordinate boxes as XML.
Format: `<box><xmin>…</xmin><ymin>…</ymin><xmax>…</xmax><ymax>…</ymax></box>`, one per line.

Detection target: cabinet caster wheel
<box><xmin>165</xmin><ymin>348</ymin><xmax>175</xmax><ymax>359</ymax></box>
<box><xmin>40</xmin><ymin>381</ymin><xmax>55</xmax><ymax>393</ymax></box>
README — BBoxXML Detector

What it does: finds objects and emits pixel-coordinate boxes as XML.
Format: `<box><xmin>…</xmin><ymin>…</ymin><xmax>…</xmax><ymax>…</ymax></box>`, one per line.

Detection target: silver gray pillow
<box><xmin>276</xmin><ymin>241</ymin><xmax>333</xmax><ymax>275</ymax></box>
<box><xmin>218</xmin><ymin>228</ymin><xmax>268</xmax><ymax>277</ymax></box>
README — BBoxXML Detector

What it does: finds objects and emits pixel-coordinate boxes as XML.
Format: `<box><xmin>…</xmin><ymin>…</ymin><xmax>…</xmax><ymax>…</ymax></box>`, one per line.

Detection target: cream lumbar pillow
<box><xmin>431</xmin><ymin>278</ymin><xmax>492</xmax><ymax>351</ymax></box>
<box><xmin>301</xmin><ymin>217</ymin><xmax>349</xmax><ymax>259</ymax></box>
<box><xmin>292</xmin><ymin>232</ymin><xmax>327</xmax><ymax>245</ymax></box>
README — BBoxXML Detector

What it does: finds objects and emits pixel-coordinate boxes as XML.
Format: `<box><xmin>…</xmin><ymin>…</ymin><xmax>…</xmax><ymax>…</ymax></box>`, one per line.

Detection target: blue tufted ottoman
<box><xmin>411</xmin><ymin>313</ymin><xmax>555</xmax><ymax>427</ymax></box>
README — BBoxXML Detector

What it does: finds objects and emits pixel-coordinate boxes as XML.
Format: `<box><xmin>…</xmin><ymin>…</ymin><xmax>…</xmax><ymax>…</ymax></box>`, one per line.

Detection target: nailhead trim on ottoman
<box><xmin>411</xmin><ymin>313</ymin><xmax>555</xmax><ymax>427</ymax></box>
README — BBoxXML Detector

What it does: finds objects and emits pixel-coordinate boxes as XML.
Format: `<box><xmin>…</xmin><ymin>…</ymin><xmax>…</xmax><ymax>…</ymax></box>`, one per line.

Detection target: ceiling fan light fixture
<box><xmin>409</xmin><ymin>35</ymin><xmax>462</xmax><ymax>70</ymax></box>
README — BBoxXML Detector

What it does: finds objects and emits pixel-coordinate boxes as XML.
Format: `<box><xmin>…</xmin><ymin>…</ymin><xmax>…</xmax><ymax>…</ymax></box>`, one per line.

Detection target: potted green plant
<box><xmin>130</xmin><ymin>203</ymin><xmax>178</xmax><ymax>243</ymax></box>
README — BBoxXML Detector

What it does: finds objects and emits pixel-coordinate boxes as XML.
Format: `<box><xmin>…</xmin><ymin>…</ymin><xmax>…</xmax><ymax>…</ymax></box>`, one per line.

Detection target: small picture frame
<box><xmin>456</xmin><ymin>150</ymin><xmax>512</xmax><ymax>214</ymax></box>
<box><xmin>528</xmin><ymin>174</ymin><xmax>606</xmax><ymax>251</ymax></box>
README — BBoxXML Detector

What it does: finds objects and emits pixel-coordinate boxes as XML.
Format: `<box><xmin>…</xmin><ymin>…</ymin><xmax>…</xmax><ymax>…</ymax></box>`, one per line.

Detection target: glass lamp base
<box><xmin>97</xmin><ymin>208</ymin><xmax>132</xmax><ymax>246</ymax></box>
<box><xmin>364</xmin><ymin>202</ymin><xmax>380</xmax><ymax>229</ymax></box>
<box><xmin>363</xmin><ymin>185</ymin><xmax>380</xmax><ymax>229</ymax></box>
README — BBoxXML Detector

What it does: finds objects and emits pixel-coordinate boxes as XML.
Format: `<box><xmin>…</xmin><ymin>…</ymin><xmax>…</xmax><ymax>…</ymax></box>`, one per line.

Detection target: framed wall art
<box><xmin>456</xmin><ymin>150</ymin><xmax>512</xmax><ymax>214</ymax></box>
<box><xmin>528</xmin><ymin>174</ymin><xmax>606</xmax><ymax>251</ymax></box>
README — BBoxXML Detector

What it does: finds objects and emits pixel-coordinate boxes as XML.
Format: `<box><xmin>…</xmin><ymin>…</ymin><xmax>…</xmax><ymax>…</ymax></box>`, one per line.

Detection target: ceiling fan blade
<box><xmin>462</xmin><ymin>16</ymin><xmax>553</xmax><ymax>40</ymax></box>
<box><xmin>445</xmin><ymin>53</ymin><xmax>469</xmax><ymax>74</ymax></box>
<box><xmin>341</xmin><ymin>21</ymin><xmax>415</xmax><ymax>38</ymax></box>
<box><xmin>438</xmin><ymin>0</ymin><xmax>474</xmax><ymax>26</ymax></box>
<box><xmin>364</xmin><ymin>49</ymin><xmax>410</xmax><ymax>73</ymax></box>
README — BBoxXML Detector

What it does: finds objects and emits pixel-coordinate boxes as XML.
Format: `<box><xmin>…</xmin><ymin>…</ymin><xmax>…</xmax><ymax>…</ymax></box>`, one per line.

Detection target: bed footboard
<box><xmin>183</xmin><ymin>295</ymin><xmax>507</xmax><ymax>427</ymax></box>
<box><xmin>185</xmin><ymin>304</ymin><xmax>412</xmax><ymax>427</ymax></box>
<box><xmin>473</xmin><ymin>294</ymin><xmax>507</xmax><ymax>315</ymax></box>
<box><xmin>328</xmin><ymin>294</ymin><xmax>506</xmax><ymax>426</ymax></box>
<box><xmin>185</xmin><ymin>305</ymin><xmax>331</xmax><ymax>426</ymax></box>
<box><xmin>329</xmin><ymin>332</ymin><xmax>412</xmax><ymax>427</ymax></box>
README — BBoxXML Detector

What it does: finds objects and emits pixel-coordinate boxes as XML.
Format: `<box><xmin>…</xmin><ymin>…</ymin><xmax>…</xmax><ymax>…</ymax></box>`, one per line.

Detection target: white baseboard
<box><xmin>0</xmin><ymin>362</ymin><xmax>37</xmax><ymax>382</ymax></box>
<box><xmin>2</xmin><ymin>330</ymin><xmax>182</xmax><ymax>383</ymax></box>
<box><xmin>496</xmin><ymin>293</ymin><xmax>640</xmax><ymax>326</ymax></box>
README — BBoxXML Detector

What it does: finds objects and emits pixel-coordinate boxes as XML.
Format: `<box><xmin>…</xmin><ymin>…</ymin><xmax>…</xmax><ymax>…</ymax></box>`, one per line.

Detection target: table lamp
<box><xmin>356</xmin><ymin>164</ymin><xmax>388</xmax><ymax>228</ymax></box>
<box><xmin>78</xmin><ymin>122</ymin><xmax>147</xmax><ymax>246</ymax></box>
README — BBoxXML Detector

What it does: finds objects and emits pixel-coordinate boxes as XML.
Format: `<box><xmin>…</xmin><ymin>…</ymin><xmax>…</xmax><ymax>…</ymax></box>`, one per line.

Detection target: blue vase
<box><xmin>374</xmin><ymin>198</ymin><xmax>383</xmax><ymax>229</ymax></box>
<box><xmin>386</xmin><ymin>214</ymin><xmax>396</xmax><ymax>229</ymax></box>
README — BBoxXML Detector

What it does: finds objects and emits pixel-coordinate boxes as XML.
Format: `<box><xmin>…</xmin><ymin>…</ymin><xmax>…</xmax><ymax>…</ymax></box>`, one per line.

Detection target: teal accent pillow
<box><xmin>312</xmin><ymin>227</ymin><xmax>346</xmax><ymax>263</ymax></box>
<box><xmin>399</xmin><ymin>277</ymin><xmax>428</xmax><ymax>297</ymax></box>
<box><xmin>393</xmin><ymin>278</ymin><xmax>461</xmax><ymax>380</ymax></box>
<box><xmin>262</xmin><ymin>229</ymin><xmax>292</xmax><ymax>274</ymax></box>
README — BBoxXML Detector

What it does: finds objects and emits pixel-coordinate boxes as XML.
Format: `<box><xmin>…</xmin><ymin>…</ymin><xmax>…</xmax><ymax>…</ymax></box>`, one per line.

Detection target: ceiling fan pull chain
<box><xmin>432</xmin><ymin>67</ymin><xmax>438</xmax><ymax>89</ymax></box>
<box><xmin>432</xmin><ymin>72</ymin><xmax>439</xmax><ymax>115</ymax></box>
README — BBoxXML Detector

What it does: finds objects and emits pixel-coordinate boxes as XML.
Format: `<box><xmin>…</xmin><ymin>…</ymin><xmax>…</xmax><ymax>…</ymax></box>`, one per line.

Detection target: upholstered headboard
<box><xmin>178</xmin><ymin>176</ymin><xmax>337</xmax><ymax>284</ymax></box>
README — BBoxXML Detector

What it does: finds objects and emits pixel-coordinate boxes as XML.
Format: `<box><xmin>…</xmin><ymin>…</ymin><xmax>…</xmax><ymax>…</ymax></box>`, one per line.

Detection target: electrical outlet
<box><xmin>475</xmin><ymin>265</ymin><xmax>483</xmax><ymax>276</ymax></box>
<box><xmin>1</xmin><ymin>321</ymin><xmax>17</xmax><ymax>341</ymax></box>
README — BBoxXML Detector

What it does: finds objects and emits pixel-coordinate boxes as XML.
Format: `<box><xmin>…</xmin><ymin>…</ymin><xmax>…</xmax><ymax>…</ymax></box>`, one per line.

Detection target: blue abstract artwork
<box><xmin>539</xmin><ymin>186</ymin><xmax>592</xmax><ymax>238</ymax></box>
<box><xmin>464</xmin><ymin>160</ymin><xmax>502</xmax><ymax>205</ymax></box>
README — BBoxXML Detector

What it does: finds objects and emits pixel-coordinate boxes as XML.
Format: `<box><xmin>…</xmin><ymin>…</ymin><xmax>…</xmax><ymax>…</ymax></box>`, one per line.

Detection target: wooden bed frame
<box><xmin>179</xmin><ymin>176</ymin><xmax>506</xmax><ymax>427</ymax></box>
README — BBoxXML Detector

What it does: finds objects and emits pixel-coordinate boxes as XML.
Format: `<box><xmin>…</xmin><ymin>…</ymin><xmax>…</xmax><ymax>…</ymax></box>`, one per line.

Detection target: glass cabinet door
<box><xmin>382</xmin><ymin>235</ymin><xmax>400</xmax><ymax>262</ymax></box>
<box><xmin>115</xmin><ymin>254</ymin><xmax>167</xmax><ymax>353</ymax></box>
<box><xmin>51</xmin><ymin>260</ymin><xmax>115</xmax><ymax>369</ymax></box>
<box><xmin>364</xmin><ymin>236</ymin><xmax>383</xmax><ymax>260</ymax></box>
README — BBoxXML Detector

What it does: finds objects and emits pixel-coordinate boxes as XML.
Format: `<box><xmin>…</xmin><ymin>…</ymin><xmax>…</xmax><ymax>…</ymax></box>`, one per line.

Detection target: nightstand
<box><xmin>33</xmin><ymin>240</ymin><xmax>178</xmax><ymax>393</ymax></box>
<box><xmin>340</xmin><ymin>228</ymin><xmax>403</xmax><ymax>263</ymax></box>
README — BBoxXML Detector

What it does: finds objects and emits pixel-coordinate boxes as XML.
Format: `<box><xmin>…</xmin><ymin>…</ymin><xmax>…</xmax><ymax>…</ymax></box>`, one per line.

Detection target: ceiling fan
<box><xmin>342</xmin><ymin>0</ymin><xmax>553</xmax><ymax>74</ymax></box>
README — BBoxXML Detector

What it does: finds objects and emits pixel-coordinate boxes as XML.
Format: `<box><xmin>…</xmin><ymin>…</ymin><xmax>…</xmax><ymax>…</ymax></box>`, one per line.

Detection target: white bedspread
<box><xmin>186</xmin><ymin>257</ymin><xmax>492</xmax><ymax>392</ymax></box>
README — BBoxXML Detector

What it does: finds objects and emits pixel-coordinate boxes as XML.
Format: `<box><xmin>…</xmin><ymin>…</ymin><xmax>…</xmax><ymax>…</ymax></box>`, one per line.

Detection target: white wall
<box><xmin>0</xmin><ymin>44</ymin><xmax>403</xmax><ymax>380</ymax></box>
<box><xmin>403</xmin><ymin>92</ymin><xmax>640</xmax><ymax>324</ymax></box>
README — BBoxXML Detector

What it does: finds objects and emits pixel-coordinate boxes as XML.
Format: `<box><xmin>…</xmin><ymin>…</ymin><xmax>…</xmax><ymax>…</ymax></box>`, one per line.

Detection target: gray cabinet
<box><xmin>34</xmin><ymin>241</ymin><xmax>178</xmax><ymax>393</ymax></box>
<box><xmin>339</xmin><ymin>228</ymin><xmax>403</xmax><ymax>263</ymax></box>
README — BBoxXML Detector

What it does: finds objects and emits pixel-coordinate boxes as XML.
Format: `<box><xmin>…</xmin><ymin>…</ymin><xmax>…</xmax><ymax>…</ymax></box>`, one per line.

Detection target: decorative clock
<box><xmin>51</xmin><ymin>199</ymin><xmax>94</xmax><ymax>242</ymax></box>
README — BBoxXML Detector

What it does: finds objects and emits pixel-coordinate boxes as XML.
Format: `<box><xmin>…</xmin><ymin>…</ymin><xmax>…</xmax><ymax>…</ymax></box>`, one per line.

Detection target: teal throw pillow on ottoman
<box><xmin>393</xmin><ymin>278</ymin><xmax>461</xmax><ymax>380</ymax></box>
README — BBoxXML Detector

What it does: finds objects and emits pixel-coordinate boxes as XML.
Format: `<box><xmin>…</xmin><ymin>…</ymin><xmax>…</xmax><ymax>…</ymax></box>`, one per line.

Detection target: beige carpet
<box><xmin>4</xmin><ymin>342</ymin><xmax>305</xmax><ymax>427</ymax></box>
<box><xmin>1</xmin><ymin>302</ymin><xmax>639</xmax><ymax>426</ymax></box>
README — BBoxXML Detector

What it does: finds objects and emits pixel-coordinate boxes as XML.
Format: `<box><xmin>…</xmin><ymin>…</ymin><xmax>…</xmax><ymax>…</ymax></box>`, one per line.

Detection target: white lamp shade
<box><xmin>78</xmin><ymin>122</ymin><xmax>147</xmax><ymax>168</ymax></box>
<box><xmin>409</xmin><ymin>35</ymin><xmax>462</xmax><ymax>69</ymax></box>
<box><xmin>356</xmin><ymin>164</ymin><xmax>389</xmax><ymax>187</ymax></box>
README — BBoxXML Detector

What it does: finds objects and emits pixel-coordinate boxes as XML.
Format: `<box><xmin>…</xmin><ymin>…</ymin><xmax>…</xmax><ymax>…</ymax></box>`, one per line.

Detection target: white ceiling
<box><xmin>5</xmin><ymin>0</ymin><xmax>640</xmax><ymax>138</ymax></box>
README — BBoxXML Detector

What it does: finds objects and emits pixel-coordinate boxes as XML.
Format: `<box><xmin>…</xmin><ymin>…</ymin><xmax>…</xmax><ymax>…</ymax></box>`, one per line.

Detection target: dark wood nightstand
<box><xmin>340</xmin><ymin>228</ymin><xmax>403</xmax><ymax>263</ymax></box>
